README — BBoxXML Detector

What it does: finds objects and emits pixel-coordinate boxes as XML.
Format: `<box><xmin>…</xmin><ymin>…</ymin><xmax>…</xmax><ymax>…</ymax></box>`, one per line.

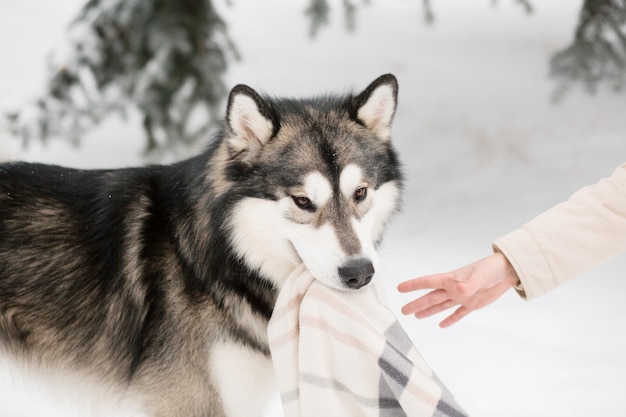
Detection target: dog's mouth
<box><xmin>286</xmin><ymin>240</ymin><xmax>303</xmax><ymax>265</ymax></box>
<box><xmin>287</xmin><ymin>241</ymin><xmax>375</xmax><ymax>291</ymax></box>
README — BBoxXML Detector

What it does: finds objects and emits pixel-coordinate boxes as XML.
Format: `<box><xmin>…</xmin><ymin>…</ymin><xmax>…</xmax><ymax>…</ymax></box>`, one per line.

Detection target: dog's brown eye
<box><xmin>292</xmin><ymin>196</ymin><xmax>314</xmax><ymax>211</ymax></box>
<box><xmin>354</xmin><ymin>187</ymin><xmax>368</xmax><ymax>202</ymax></box>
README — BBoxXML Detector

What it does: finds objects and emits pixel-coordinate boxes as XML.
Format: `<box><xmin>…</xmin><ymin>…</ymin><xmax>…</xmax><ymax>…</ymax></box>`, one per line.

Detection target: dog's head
<box><xmin>221</xmin><ymin>74</ymin><xmax>402</xmax><ymax>291</ymax></box>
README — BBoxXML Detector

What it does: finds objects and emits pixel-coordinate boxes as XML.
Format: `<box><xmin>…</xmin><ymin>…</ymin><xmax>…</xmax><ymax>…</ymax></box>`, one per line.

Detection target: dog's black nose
<box><xmin>338</xmin><ymin>258</ymin><xmax>375</xmax><ymax>289</ymax></box>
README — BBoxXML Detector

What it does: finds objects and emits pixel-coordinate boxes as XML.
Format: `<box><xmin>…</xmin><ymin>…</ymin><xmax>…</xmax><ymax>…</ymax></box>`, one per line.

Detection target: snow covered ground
<box><xmin>1</xmin><ymin>1</ymin><xmax>626</xmax><ymax>416</ymax></box>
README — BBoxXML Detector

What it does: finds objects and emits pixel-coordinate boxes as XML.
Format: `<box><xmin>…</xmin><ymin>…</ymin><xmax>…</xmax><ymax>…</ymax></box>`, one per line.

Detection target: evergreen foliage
<box><xmin>7</xmin><ymin>0</ymin><xmax>626</xmax><ymax>153</ymax></box>
<box><xmin>10</xmin><ymin>0</ymin><xmax>237</xmax><ymax>153</ymax></box>
<box><xmin>550</xmin><ymin>0</ymin><xmax>626</xmax><ymax>100</ymax></box>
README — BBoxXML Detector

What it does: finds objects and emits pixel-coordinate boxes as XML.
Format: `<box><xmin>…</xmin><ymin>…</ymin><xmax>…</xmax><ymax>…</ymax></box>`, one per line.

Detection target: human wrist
<box><xmin>494</xmin><ymin>250</ymin><xmax>520</xmax><ymax>288</ymax></box>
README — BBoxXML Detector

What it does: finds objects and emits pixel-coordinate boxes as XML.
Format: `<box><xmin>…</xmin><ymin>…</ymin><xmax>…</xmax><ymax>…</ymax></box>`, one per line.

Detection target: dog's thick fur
<box><xmin>0</xmin><ymin>74</ymin><xmax>403</xmax><ymax>416</ymax></box>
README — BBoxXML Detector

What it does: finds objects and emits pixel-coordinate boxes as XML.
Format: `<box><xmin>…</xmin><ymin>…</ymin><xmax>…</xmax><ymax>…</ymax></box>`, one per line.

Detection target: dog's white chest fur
<box><xmin>0</xmin><ymin>344</ymin><xmax>276</xmax><ymax>417</ymax></box>
<box><xmin>210</xmin><ymin>341</ymin><xmax>277</xmax><ymax>417</ymax></box>
<box><xmin>0</xmin><ymin>356</ymin><xmax>147</xmax><ymax>417</ymax></box>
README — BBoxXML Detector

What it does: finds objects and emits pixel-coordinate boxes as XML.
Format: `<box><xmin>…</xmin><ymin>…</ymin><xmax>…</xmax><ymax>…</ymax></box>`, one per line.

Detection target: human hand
<box><xmin>397</xmin><ymin>252</ymin><xmax>520</xmax><ymax>328</ymax></box>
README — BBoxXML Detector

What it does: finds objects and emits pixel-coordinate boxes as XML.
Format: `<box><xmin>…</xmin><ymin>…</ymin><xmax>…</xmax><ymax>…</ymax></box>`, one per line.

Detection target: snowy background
<box><xmin>1</xmin><ymin>1</ymin><xmax>626</xmax><ymax>416</ymax></box>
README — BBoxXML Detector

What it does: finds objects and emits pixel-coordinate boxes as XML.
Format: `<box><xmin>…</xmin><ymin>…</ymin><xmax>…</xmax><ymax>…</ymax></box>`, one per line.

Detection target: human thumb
<box><xmin>456</xmin><ymin>280</ymin><xmax>477</xmax><ymax>296</ymax></box>
<box><xmin>456</xmin><ymin>266</ymin><xmax>489</xmax><ymax>297</ymax></box>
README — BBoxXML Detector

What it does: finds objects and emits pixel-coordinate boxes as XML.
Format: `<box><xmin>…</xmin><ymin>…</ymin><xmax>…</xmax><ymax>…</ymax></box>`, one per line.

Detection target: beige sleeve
<box><xmin>493</xmin><ymin>163</ymin><xmax>626</xmax><ymax>300</ymax></box>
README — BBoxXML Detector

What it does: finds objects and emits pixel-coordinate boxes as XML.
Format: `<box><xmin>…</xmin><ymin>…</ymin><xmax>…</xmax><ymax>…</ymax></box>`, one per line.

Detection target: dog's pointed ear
<box><xmin>225</xmin><ymin>84</ymin><xmax>278</xmax><ymax>161</ymax></box>
<box><xmin>352</xmin><ymin>74</ymin><xmax>398</xmax><ymax>142</ymax></box>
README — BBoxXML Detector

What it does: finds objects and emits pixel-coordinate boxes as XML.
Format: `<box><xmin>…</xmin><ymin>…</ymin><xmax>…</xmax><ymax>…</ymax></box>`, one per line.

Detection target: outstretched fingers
<box><xmin>398</xmin><ymin>271</ymin><xmax>468</xmax><ymax>319</ymax></box>
<box><xmin>414</xmin><ymin>298</ymin><xmax>458</xmax><ymax>319</ymax></box>
<box><xmin>439</xmin><ymin>306</ymin><xmax>472</xmax><ymax>328</ymax></box>
<box><xmin>397</xmin><ymin>253</ymin><xmax>519</xmax><ymax>327</ymax></box>
<box><xmin>400</xmin><ymin>289</ymin><xmax>450</xmax><ymax>316</ymax></box>
<box><xmin>397</xmin><ymin>273</ymin><xmax>453</xmax><ymax>293</ymax></box>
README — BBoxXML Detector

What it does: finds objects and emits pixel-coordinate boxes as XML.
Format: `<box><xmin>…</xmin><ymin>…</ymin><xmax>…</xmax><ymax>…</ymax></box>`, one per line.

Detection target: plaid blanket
<box><xmin>268</xmin><ymin>264</ymin><xmax>469</xmax><ymax>417</ymax></box>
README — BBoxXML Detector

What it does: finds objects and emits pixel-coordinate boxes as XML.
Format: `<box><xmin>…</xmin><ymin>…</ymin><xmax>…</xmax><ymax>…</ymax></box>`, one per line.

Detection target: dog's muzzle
<box><xmin>338</xmin><ymin>258</ymin><xmax>374</xmax><ymax>290</ymax></box>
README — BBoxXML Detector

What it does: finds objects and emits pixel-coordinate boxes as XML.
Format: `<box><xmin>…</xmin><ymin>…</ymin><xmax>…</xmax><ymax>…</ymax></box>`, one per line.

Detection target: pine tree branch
<box><xmin>9</xmin><ymin>0</ymin><xmax>237</xmax><ymax>154</ymax></box>
<box><xmin>550</xmin><ymin>0</ymin><xmax>626</xmax><ymax>100</ymax></box>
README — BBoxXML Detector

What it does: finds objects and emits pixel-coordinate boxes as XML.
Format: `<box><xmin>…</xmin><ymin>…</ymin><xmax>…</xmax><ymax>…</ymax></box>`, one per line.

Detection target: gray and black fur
<box><xmin>0</xmin><ymin>74</ymin><xmax>403</xmax><ymax>416</ymax></box>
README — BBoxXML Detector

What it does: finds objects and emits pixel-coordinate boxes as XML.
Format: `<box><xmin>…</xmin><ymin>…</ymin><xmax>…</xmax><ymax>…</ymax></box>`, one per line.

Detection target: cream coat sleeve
<box><xmin>493</xmin><ymin>163</ymin><xmax>626</xmax><ymax>300</ymax></box>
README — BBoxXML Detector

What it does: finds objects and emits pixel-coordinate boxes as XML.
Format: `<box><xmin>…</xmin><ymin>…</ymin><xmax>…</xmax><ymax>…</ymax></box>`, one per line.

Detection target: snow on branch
<box><xmin>9</xmin><ymin>0</ymin><xmax>238</xmax><ymax>154</ymax></box>
<box><xmin>550</xmin><ymin>0</ymin><xmax>626</xmax><ymax>100</ymax></box>
<box><xmin>305</xmin><ymin>0</ymin><xmax>364</xmax><ymax>38</ymax></box>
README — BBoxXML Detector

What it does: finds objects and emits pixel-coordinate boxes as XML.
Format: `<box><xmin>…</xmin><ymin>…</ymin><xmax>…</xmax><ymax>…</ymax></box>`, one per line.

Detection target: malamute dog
<box><xmin>0</xmin><ymin>74</ymin><xmax>403</xmax><ymax>417</ymax></box>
